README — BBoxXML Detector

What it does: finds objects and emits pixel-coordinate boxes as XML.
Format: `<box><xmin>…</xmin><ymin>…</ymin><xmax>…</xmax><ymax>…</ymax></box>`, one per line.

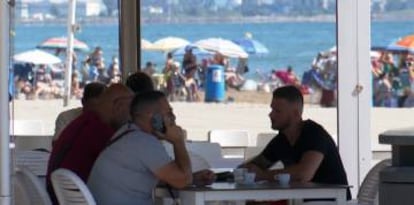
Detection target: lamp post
<box><xmin>63</xmin><ymin>0</ymin><xmax>77</xmax><ymax>106</ymax></box>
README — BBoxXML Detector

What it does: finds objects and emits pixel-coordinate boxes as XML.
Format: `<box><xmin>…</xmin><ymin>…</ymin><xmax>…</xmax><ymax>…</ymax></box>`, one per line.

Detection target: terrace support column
<box><xmin>0</xmin><ymin>0</ymin><xmax>11</xmax><ymax>204</ymax></box>
<box><xmin>119</xmin><ymin>0</ymin><xmax>139</xmax><ymax>82</ymax></box>
<box><xmin>337</xmin><ymin>0</ymin><xmax>371</xmax><ymax>197</ymax></box>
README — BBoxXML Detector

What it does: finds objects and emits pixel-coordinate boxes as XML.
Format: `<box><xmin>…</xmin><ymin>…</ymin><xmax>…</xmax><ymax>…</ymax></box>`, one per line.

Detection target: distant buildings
<box><xmin>14</xmin><ymin>0</ymin><xmax>413</xmax><ymax>22</ymax></box>
<box><xmin>15</xmin><ymin>0</ymin><xmax>107</xmax><ymax>21</ymax></box>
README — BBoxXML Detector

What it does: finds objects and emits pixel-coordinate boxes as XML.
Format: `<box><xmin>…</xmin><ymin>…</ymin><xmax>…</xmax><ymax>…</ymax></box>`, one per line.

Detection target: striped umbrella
<box><xmin>37</xmin><ymin>37</ymin><xmax>90</xmax><ymax>52</ymax></box>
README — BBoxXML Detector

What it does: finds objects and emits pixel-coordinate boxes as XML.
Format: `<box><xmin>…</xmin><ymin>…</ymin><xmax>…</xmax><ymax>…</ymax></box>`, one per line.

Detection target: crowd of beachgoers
<box><xmin>12</xmin><ymin>45</ymin><xmax>249</xmax><ymax>102</ymax></box>
<box><xmin>13</xmin><ymin>43</ymin><xmax>414</xmax><ymax>107</ymax></box>
<box><xmin>370</xmin><ymin>50</ymin><xmax>414</xmax><ymax>107</ymax></box>
<box><xmin>13</xmin><ymin>46</ymin><xmax>121</xmax><ymax>100</ymax></box>
<box><xmin>7</xmin><ymin>44</ymin><xmax>349</xmax><ymax>107</ymax></box>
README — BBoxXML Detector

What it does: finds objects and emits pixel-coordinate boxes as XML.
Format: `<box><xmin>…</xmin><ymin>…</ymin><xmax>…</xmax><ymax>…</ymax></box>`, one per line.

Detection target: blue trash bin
<box><xmin>205</xmin><ymin>65</ymin><xmax>225</xmax><ymax>102</ymax></box>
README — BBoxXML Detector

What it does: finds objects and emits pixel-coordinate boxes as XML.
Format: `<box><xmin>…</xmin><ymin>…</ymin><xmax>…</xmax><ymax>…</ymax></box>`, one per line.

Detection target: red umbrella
<box><xmin>36</xmin><ymin>37</ymin><xmax>90</xmax><ymax>52</ymax></box>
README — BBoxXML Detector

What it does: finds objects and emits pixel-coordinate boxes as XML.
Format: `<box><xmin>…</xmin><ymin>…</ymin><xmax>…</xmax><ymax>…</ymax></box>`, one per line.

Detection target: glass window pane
<box><xmin>11</xmin><ymin>0</ymin><xmax>120</xmax><ymax>150</ymax></box>
<box><xmin>140</xmin><ymin>1</ymin><xmax>338</xmax><ymax>147</ymax></box>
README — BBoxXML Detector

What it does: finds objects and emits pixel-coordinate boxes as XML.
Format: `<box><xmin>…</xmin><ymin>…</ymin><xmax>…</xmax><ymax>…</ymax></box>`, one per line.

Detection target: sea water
<box><xmin>13</xmin><ymin>21</ymin><xmax>414</xmax><ymax>80</ymax></box>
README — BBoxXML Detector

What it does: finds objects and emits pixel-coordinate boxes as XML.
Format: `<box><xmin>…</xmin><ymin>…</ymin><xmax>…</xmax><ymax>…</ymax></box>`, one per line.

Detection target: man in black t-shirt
<box><xmin>240</xmin><ymin>85</ymin><xmax>351</xmax><ymax>200</ymax></box>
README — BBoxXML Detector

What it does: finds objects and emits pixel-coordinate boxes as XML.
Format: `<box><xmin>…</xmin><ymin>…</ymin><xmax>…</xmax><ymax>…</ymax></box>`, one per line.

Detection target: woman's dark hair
<box><xmin>125</xmin><ymin>72</ymin><xmax>154</xmax><ymax>94</ymax></box>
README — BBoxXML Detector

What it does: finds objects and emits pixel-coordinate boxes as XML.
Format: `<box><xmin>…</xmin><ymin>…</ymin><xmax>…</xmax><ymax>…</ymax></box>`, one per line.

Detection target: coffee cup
<box><xmin>233</xmin><ymin>168</ymin><xmax>247</xmax><ymax>183</ymax></box>
<box><xmin>275</xmin><ymin>173</ymin><xmax>290</xmax><ymax>186</ymax></box>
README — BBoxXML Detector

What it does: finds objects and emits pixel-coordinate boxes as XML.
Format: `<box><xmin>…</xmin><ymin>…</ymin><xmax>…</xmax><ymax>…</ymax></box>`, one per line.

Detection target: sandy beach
<box><xmin>10</xmin><ymin>89</ymin><xmax>414</xmax><ymax>156</ymax></box>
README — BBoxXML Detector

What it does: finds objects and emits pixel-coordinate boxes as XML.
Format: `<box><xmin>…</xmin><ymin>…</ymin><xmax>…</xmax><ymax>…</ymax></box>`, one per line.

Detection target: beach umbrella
<box><xmin>194</xmin><ymin>38</ymin><xmax>248</xmax><ymax>58</ymax></box>
<box><xmin>383</xmin><ymin>35</ymin><xmax>414</xmax><ymax>54</ymax></box>
<box><xmin>13</xmin><ymin>49</ymin><xmax>62</xmax><ymax>65</ymax></box>
<box><xmin>141</xmin><ymin>38</ymin><xmax>152</xmax><ymax>49</ymax></box>
<box><xmin>172</xmin><ymin>44</ymin><xmax>214</xmax><ymax>57</ymax></box>
<box><xmin>37</xmin><ymin>36</ymin><xmax>90</xmax><ymax>52</ymax></box>
<box><xmin>394</xmin><ymin>34</ymin><xmax>414</xmax><ymax>48</ymax></box>
<box><xmin>232</xmin><ymin>38</ymin><xmax>269</xmax><ymax>55</ymax></box>
<box><xmin>145</xmin><ymin>36</ymin><xmax>190</xmax><ymax>52</ymax></box>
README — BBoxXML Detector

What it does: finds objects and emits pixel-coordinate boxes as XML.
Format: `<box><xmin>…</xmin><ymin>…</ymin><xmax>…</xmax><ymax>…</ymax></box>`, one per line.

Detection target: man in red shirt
<box><xmin>46</xmin><ymin>83</ymin><xmax>133</xmax><ymax>204</ymax></box>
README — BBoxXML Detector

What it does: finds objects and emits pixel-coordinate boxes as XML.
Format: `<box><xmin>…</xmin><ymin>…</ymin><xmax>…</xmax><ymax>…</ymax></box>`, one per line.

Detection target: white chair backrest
<box><xmin>51</xmin><ymin>168</ymin><xmax>96</xmax><ymax>205</ymax></box>
<box><xmin>14</xmin><ymin>166</ymin><xmax>52</xmax><ymax>205</ymax></box>
<box><xmin>15</xmin><ymin>150</ymin><xmax>50</xmax><ymax>177</ymax></box>
<box><xmin>256</xmin><ymin>132</ymin><xmax>276</xmax><ymax>147</ymax></box>
<box><xmin>189</xmin><ymin>152</ymin><xmax>211</xmax><ymax>172</ymax></box>
<box><xmin>12</xmin><ymin>135</ymin><xmax>52</xmax><ymax>151</ymax></box>
<box><xmin>186</xmin><ymin>141</ymin><xmax>223</xmax><ymax>161</ymax></box>
<box><xmin>14</xmin><ymin>175</ymin><xmax>31</xmax><ymax>205</ymax></box>
<box><xmin>163</xmin><ymin>141</ymin><xmax>243</xmax><ymax>169</ymax></box>
<box><xmin>357</xmin><ymin>159</ymin><xmax>391</xmax><ymax>205</ymax></box>
<box><xmin>208</xmin><ymin>129</ymin><xmax>249</xmax><ymax>147</ymax></box>
<box><xmin>164</xmin><ymin>141</ymin><xmax>217</xmax><ymax>171</ymax></box>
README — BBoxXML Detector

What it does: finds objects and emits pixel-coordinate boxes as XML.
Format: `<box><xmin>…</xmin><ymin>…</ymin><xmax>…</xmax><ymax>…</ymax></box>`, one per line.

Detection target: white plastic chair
<box><xmin>51</xmin><ymin>168</ymin><xmax>96</xmax><ymax>205</ymax></box>
<box><xmin>186</xmin><ymin>141</ymin><xmax>243</xmax><ymax>169</ymax></box>
<box><xmin>15</xmin><ymin>150</ymin><xmax>50</xmax><ymax>177</ymax></box>
<box><xmin>356</xmin><ymin>158</ymin><xmax>392</xmax><ymax>205</ymax></box>
<box><xmin>208</xmin><ymin>129</ymin><xmax>249</xmax><ymax>158</ymax></box>
<box><xmin>302</xmin><ymin>158</ymin><xmax>392</xmax><ymax>205</ymax></box>
<box><xmin>11</xmin><ymin>119</ymin><xmax>50</xmax><ymax>151</ymax></box>
<box><xmin>12</xmin><ymin>134</ymin><xmax>52</xmax><ymax>151</ymax></box>
<box><xmin>14</xmin><ymin>166</ymin><xmax>52</xmax><ymax>205</ymax></box>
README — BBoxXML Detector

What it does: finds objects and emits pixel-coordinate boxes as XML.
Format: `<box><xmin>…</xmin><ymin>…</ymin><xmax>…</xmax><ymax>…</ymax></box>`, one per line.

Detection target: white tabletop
<box><xmin>155</xmin><ymin>181</ymin><xmax>349</xmax><ymax>205</ymax></box>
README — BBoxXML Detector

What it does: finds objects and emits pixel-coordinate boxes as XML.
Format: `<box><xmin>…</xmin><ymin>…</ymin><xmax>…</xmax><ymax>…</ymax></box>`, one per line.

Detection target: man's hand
<box><xmin>192</xmin><ymin>169</ymin><xmax>216</xmax><ymax>186</ymax></box>
<box><xmin>155</xmin><ymin>115</ymin><xmax>185</xmax><ymax>144</ymax></box>
<box><xmin>244</xmin><ymin>163</ymin><xmax>271</xmax><ymax>181</ymax></box>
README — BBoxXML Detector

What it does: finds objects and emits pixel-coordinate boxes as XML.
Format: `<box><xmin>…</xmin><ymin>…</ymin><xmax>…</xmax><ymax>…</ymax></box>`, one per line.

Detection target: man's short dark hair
<box><xmin>272</xmin><ymin>85</ymin><xmax>303</xmax><ymax>106</ymax></box>
<box><xmin>81</xmin><ymin>82</ymin><xmax>106</xmax><ymax>106</ymax></box>
<box><xmin>125</xmin><ymin>72</ymin><xmax>154</xmax><ymax>94</ymax></box>
<box><xmin>130</xmin><ymin>91</ymin><xmax>166</xmax><ymax>117</ymax></box>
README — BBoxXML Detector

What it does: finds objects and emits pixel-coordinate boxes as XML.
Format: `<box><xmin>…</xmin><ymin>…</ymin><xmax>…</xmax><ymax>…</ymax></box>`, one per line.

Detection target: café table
<box><xmin>155</xmin><ymin>181</ymin><xmax>348</xmax><ymax>205</ymax></box>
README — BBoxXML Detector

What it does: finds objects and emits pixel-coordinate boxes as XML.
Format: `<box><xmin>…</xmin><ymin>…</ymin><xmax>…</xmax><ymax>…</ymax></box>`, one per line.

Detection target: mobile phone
<box><xmin>151</xmin><ymin>113</ymin><xmax>166</xmax><ymax>133</ymax></box>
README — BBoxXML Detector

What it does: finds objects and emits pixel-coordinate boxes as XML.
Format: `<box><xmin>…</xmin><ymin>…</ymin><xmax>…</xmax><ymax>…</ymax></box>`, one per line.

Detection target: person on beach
<box><xmin>143</xmin><ymin>61</ymin><xmax>156</xmax><ymax>76</ymax></box>
<box><xmin>182</xmin><ymin>47</ymin><xmax>200</xmax><ymax>101</ymax></box>
<box><xmin>33</xmin><ymin>64</ymin><xmax>60</xmax><ymax>99</ymax></box>
<box><xmin>163</xmin><ymin>52</ymin><xmax>177</xmax><ymax>96</ymax></box>
<box><xmin>80</xmin><ymin>56</ymin><xmax>91</xmax><ymax>85</ymax></box>
<box><xmin>239</xmin><ymin>85</ymin><xmax>351</xmax><ymax>202</ymax></box>
<box><xmin>46</xmin><ymin>83</ymin><xmax>134</xmax><ymax>204</ymax></box>
<box><xmin>88</xmin><ymin>91</ymin><xmax>215</xmax><ymax>205</ymax></box>
<box><xmin>89</xmin><ymin>46</ymin><xmax>104</xmax><ymax>66</ymax></box>
<box><xmin>53</xmin><ymin>82</ymin><xmax>107</xmax><ymax>143</ymax></box>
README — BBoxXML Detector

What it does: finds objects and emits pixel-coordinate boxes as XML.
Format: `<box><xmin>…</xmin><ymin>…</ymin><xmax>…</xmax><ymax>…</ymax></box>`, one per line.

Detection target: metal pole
<box><xmin>63</xmin><ymin>0</ymin><xmax>77</xmax><ymax>106</ymax></box>
<box><xmin>0</xmin><ymin>0</ymin><xmax>11</xmax><ymax>204</ymax></box>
